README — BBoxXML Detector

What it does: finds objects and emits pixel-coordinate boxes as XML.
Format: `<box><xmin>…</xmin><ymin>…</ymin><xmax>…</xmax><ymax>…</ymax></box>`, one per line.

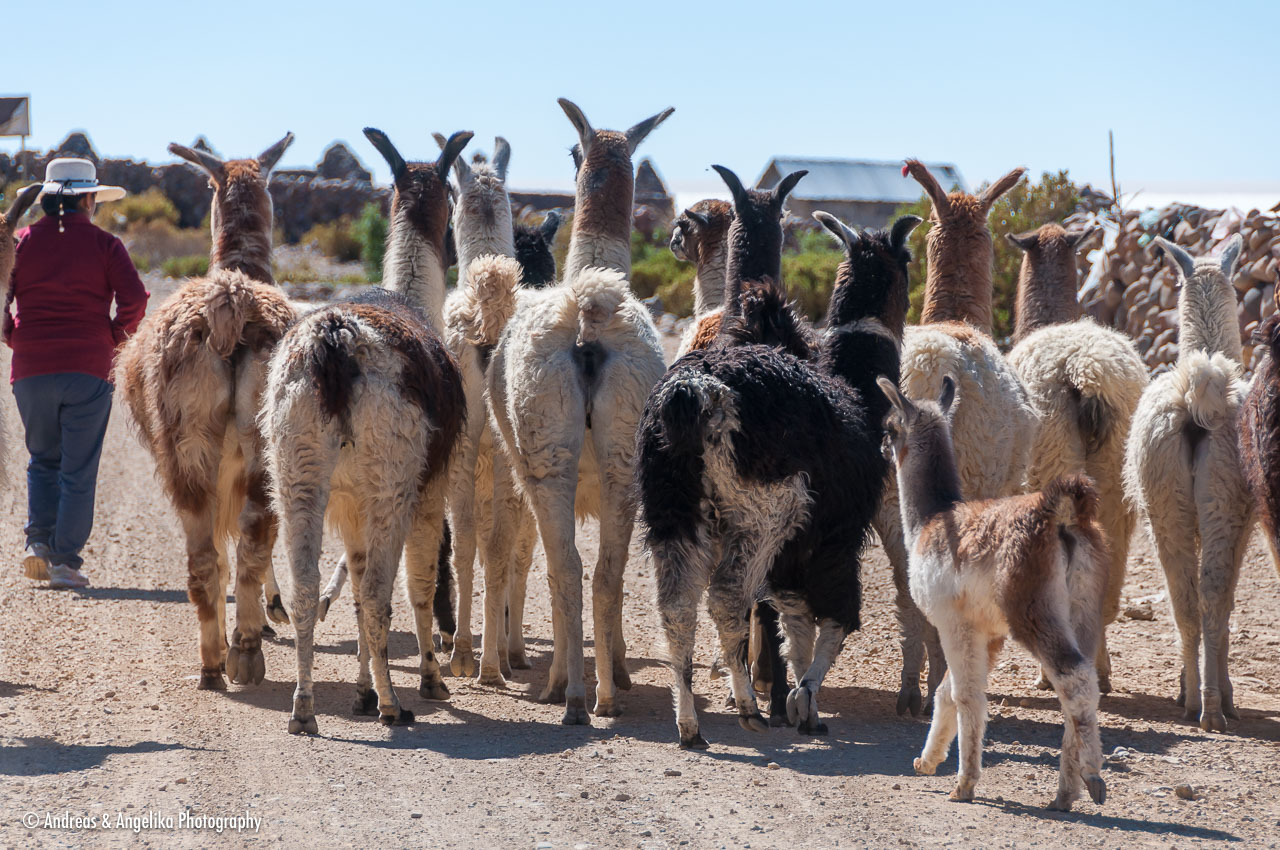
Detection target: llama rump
<box><xmin>879</xmin><ymin>376</ymin><xmax>1108</xmax><ymax>811</ymax></box>
<box><xmin>1241</xmin><ymin>310</ymin><xmax>1280</xmax><ymax>581</ymax></box>
<box><xmin>640</xmin><ymin>211</ymin><xmax>919</xmax><ymax>746</ymax></box>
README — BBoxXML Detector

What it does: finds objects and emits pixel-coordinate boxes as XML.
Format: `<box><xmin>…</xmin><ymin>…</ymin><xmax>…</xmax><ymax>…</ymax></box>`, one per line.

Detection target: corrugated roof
<box><xmin>756</xmin><ymin>158</ymin><xmax>966</xmax><ymax>204</ymax></box>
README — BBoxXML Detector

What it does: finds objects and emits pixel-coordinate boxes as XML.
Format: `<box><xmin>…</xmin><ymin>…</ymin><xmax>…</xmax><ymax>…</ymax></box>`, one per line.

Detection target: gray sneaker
<box><xmin>48</xmin><ymin>563</ymin><xmax>89</xmax><ymax>590</ymax></box>
<box><xmin>23</xmin><ymin>542</ymin><xmax>51</xmax><ymax>581</ymax></box>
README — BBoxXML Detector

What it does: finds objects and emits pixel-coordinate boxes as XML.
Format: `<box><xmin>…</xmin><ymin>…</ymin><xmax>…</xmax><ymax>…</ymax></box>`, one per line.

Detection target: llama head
<box><xmin>1152</xmin><ymin>233</ymin><xmax>1244</xmax><ymax>359</ymax></box>
<box><xmin>713</xmin><ymin>164</ymin><xmax>806</xmax><ymax>307</ymax></box>
<box><xmin>559</xmin><ymin>98</ymin><xmax>674</xmax><ymax>238</ymax></box>
<box><xmin>514</xmin><ymin>211</ymin><xmax>562</xmax><ymax>288</ymax></box>
<box><xmin>876</xmin><ymin>375</ymin><xmax>956</xmax><ymax>467</ymax></box>
<box><xmin>433</xmin><ymin>133</ymin><xmax>512</xmax><ymax>224</ymax></box>
<box><xmin>168</xmin><ymin>132</ymin><xmax>294</xmax><ymax>281</ymax></box>
<box><xmin>670</xmin><ymin>199</ymin><xmax>733</xmax><ymax>264</ymax></box>
<box><xmin>816</xmin><ymin>211</ymin><xmax>920</xmax><ymax>335</ymax></box>
<box><xmin>365</xmin><ymin>127</ymin><xmax>473</xmax><ymax>254</ymax></box>
<box><xmin>0</xmin><ymin>183</ymin><xmax>40</xmax><ymax>291</ymax></box>
<box><xmin>904</xmin><ymin>159</ymin><xmax>1025</xmax><ymax>330</ymax></box>
<box><xmin>1008</xmin><ymin>222</ymin><xmax>1099</xmax><ymax>340</ymax></box>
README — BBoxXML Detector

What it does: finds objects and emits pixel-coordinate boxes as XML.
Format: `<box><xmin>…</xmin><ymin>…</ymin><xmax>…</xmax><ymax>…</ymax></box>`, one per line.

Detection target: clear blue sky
<box><xmin>4</xmin><ymin>0</ymin><xmax>1275</xmax><ymax>201</ymax></box>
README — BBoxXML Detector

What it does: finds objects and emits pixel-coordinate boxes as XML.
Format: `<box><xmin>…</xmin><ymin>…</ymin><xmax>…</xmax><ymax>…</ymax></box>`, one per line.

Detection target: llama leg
<box><xmin>318</xmin><ymin>556</ymin><xmax>348</xmax><ymax>622</ymax></box>
<box><xmin>405</xmin><ymin>484</ymin><xmax>450</xmax><ymax>702</ymax></box>
<box><xmin>1093</xmin><ymin>492</ymin><xmax>1135</xmax><ymax>694</ymax></box>
<box><xmin>706</xmin><ymin>568</ymin><xmax>766</xmax><ymax>734</ymax></box>
<box><xmin>875</xmin><ymin>500</ymin><xmax>937</xmax><ymax>716</ymax></box>
<box><xmin>505</xmin><ymin>509</ymin><xmax>537</xmax><ymax>670</ymax></box>
<box><xmin>479</xmin><ymin>453</ymin><xmax>518</xmax><ymax>688</ymax></box>
<box><xmin>281</xmin><ymin>503</ymin><xmax>326</xmax><ymax>736</ymax></box>
<box><xmin>345</xmin><ymin>549</ymin><xmax>378</xmax><ymax>716</ymax></box>
<box><xmin>264</xmin><ymin>564</ymin><xmax>289</xmax><ymax>625</ymax></box>
<box><xmin>914</xmin><ymin>670</ymin><xmax>958</xmax><ymax>775</ymax></box>
<box><xmin>228</xmin><ymin>465</ymin><xmax>276</xmax><ymax>687</ymax></box>
<box><xmin>359</xmin><ymin>541</ymin><xmax>412</xmax><ymax>726</ymax></box>
<box><xmin>590</xmin><ymin>461</ymin><xmax>637</xmax><ymax>718</ymax></box>
<box><xmin>180</xmin><ymin>506</ymin><xmax>227</xmax><ymax>691</ymax></box>
<box><xmin>779</xmin><ymin>610</ymin><xmax>816</xmax><ymax>686</ymax></box>
<box><xmin>654</xmin><ymin>537</ymin><xmax>713</xmax><ymax>748</ymax></box>
<box><xmin>447</xmin><ymin>435</ymin><xmax>481</xmax><ymax>678</ymax></box>
<box><xmin>527</xmin><ymin>475</ymin><xmax>588</xmax><ymax>724</ymax></box>
<box><xmin>786</xmin><ymin>618</ymin><xmax>848</xmax><ymax>736</ymax></box>
<box><xmin>1151</xmin><ymin>516</ymin><xmax>1201</xmax><ymax>718</ymax></box>
<box><xmin>1196</xmin><ymin>519</ymin><xmax>1249</xmax><ymax>731</ymax></box>
<box><xmin>945</xmin><ymin>629</ymin><xmax>988</xmax><ymax>802</ymax></box>
<box><xmin>756</xmin><ymin>603</ymin><xmax>790</xmax><ymax>726</ymax></box>
<box><xmin>750</xmin><ymin>606</ymin><xmax>771</xmax><ymax>696</ymax></box>
<box><xmin>1042</xmin><ymin>661</ymin><xmax>1104</xmax><ymax>811</ymax></box>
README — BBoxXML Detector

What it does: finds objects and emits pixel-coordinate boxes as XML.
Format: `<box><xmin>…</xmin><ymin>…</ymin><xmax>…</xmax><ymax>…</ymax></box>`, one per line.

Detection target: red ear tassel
<box><xmin>901</xmin><ymin>164</ymin><xmax>910</xmax><ymax>178</ymax></box>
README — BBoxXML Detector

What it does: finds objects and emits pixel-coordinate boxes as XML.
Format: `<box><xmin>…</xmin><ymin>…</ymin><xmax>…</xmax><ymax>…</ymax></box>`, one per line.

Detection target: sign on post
<box><xmin>0</xmin><ymin>97</ymin><xmax>30</xmax><ymax>137</ymax></box>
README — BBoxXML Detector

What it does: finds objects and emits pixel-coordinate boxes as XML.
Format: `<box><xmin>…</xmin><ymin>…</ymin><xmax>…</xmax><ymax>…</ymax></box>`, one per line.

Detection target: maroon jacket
<box><xmin>5</xmin><ymin>212</ymin><xmax>150</xmax><ymax>383</ymax></box>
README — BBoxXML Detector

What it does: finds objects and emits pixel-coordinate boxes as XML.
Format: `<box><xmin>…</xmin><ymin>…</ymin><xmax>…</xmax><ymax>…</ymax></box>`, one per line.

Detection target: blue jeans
<box><xmin>13</xmin><ymin>373</ymin><xmax>114</xmax><ymax>570</ymax></box>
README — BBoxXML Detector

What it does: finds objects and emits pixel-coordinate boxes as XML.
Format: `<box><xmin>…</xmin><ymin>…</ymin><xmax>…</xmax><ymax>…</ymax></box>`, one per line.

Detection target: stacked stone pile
<box><xmin>1068</xmin><ymin>202</ymin><xmax>1280</xmax><ymax>376</ymax></box>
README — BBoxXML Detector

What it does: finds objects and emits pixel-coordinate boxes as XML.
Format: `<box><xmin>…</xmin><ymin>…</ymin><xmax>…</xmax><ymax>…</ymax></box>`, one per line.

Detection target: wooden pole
<box><xmin>1109</xmin><ymin>130</ymin><xmax>1120</xmax><ymax>213</ymax></box>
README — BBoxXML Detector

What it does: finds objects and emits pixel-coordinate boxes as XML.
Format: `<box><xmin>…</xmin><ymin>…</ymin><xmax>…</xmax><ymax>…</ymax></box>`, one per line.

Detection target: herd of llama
<box><xmin>12</xmin><ymin>97</ymin><xmax>1277</xmax><ymax>810</ymax></box>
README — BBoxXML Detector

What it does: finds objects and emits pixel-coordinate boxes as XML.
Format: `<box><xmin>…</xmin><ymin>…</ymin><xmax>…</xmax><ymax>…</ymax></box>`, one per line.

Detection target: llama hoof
<box><xmin>722</xmin><ymin>694</ymin><xmax>736</xmax><ymax>711</ymax></box>
<box><xmin>266</xmin><ymin>594</ymin><xmax>290</xmax><ymax>625</ymax></box>
<box><xmin>1097</xmin><ymin>673</ymin><xmax>1112</xmax><ymax>694</ymax></box>
<box><xmin>450</xmin><ymin>648</ymin><xmax>476</xmax><ymax>678</ymax></box>
<box><xmin>197</xmin><ymin>668</ymin><xmax>226</xmax><ymax>691</ymax></box>
<box><xmin>419</xmin><ymin>678</ymin><xmax>451</xmax><ymax>701</ymax></box>
<box><xmin>562</xmin><ymin>698</ymin><xmax>591</xmax><ymax>726</ymax></box>
<box><xmin>1046</xmin><ymin>795</ymin><xmax>1074</xmax><ymax>812</ymax></box>
<box><xmin>613</xmin><ymin>665</ymin><xmax>632</xmax><ymax>691</ymax></box>
<box><xmin>797</xmin><ymin>718</ymin><xmax>828</xmax><ymax>736</ymax></box>
<box><xmin>769</xmin><ymin>705</ymin><xmax>792</xmax><ymax>727</ymax></box>
<box><xmin>227</xmin><ymin>645</ymin><xmax>265</xmax><ymax>686</ymax></box>
<box><xmin>500</xmin><ymin>657</ymin><xmax>513</xmax><ymax>679</ymax></box>
<box><xmin>1224</xmin><ymin>704</ymin><xmax>1240</xmax><ymax>720</ymax></box>
<box><xmin>594</xmin><ymin>698</ymin><xmax>622</xmax><ymax>718</ymax></box>
<box><xmin>288</xmin><ymin>714</ymin><xmax>319</xmax><ymax>735</ymax></box>
<box><xmin>539</xmin><ymin>682</ymin><xmax>567</xmax><ymax>704</ymax></box>
<box><xmin>439</xmin><ymin>632</ymin><xmax>455</xmax><ymax>654</ymax></box>
<box><xmin>352</xmin><ymin>688</ymin><xmax>379</xmax><ymax>716</ymax></box>
<box><xmin>261</xmin><ymin>623</ymin><xmax>277</xmax><ymax>639</ymax></box>
<box><xmin>896</xmin><ymin>684</ymin><xmax>923</xmax><ymax>717</ymax></box>
<box><xmin>786</xmin><ymin>682</ymin><xmax>819</xmax><ymax>728</ymax></box>
<box><xmin>708</xmin><ymin>654</ymin><xmax>725</xmax><ymax>680</ymax></box>
<box><xmin>1085</xmin><ymin>775</ymin><xmax>1106</xmax><ymax>805</ymax></box>
<box><xmin>679</xmin><ymin>732</ymin><xmax>710</xmax><ymax>750</ymax></box>
<box><xmin>477</xmin><ymin>668</ymin><xmax>508</xmax><ymax>688</ymax></box>
<box><xmin>379</xmin><ymin>708</ymin><xmax>415</xmax><ymax>727</ymax></box>
<box><xmin>317</xmin><ymin>594</ymin><xmax>333</xmax><ymax>623</ymax></box>
<box><xmin>913</xmin><ymin>757</ymin><xmax>935</xmax><ymax>776</ymax></box>
<box><xmin>948</xmin><ymin>783</ymin><xmax>975</xmax><ymax>803</ymax></box>
<box><xmin>737</xmin><ymin>711</ymin><xmax>768</xmax><ymax>734</ymax></box>
<box><xmin>1033</xmin><ymin>672</ymin><xmax>1053</xmax><ymax>691</ymax></box>
<box><xmin>508</xmin><ymin>652</ymin><xmax>532</xmax><ymax>671</ymax></box>
<box><xmin>1199</xmin><ymin>709</ymin><xmax>1227</xmax><ymax>733</ymax></box>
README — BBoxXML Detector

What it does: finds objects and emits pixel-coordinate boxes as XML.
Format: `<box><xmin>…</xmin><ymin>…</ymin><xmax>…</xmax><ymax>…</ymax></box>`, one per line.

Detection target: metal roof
<box><xmin>756</xmin><ymin>158</ymin><xmax>966</xmax><ymax>204</ymax></box>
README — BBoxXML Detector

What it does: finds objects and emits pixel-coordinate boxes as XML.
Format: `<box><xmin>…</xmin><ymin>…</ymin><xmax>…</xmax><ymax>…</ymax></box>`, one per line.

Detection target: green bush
<box><xmin>892</xmin><ymin>170</ymin><xmax>1080</xmax><ymax>342</ymax></box>
<box><xmin>303</xmin><ymin>216</ymin><xmax>362</xmax><ymax>263</ymax></box>
<box><xmin>125</xmin><ymin>219</ymin><xmax>210</xmax><ymax>272</ymax></box>
<box><xmin>95</xmin><ymin>188</ymin><xmax>180</xmax><ymax>233</ymax></box>
<box><xmin>351</xmin><ymin>203</ymin><xmax>389</xmax><ymax>280</ymax></box>
<box><xmin>783</xmin><ymin>248</ymin><xmax>844</xmax><ymax>321</ymax></box>
<box><xmin>161</xmin><ymin>254</ymin><xmax>209</xmax><ymax>278</ymax></box>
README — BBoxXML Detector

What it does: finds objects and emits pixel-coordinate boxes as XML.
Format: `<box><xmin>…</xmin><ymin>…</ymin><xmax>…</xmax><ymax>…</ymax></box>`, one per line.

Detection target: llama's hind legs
<box><xmin>345</xmin><ymin>550</ymin><xmax>378</xmax><ymax>716</ymax></box>
<box><xmin>479</xmin><ymin>453</ymin><xmax>520</xmax><ymax>687</ymax></box>
<box><xmin>405</xmin><ymin>490</ymin><xmax>451</xmax><ymax>702</ymax></box>
<box><xmin>654</xmin><ymin>539</ymin><xmax>711</xmax><ymax>749</ymax></box>
<box><xmin>1195</xmin><ymin>518</ymin><xmax>1249</xmax><ymax>732</ymax></box>
<box><xmin>181</xmin><ymin>507</ymin><xmax>228</xmax><ymax>691</ymax></box>
<box><xmin>706</xmin><ymin>579</ymin><xmax>767</xmax><ymax>735</ymax></box>
<box><xmin>590</xmin><ymin>468</ymin><xmax>637</xmax><ymax>718</ymax></box>
<box><xmin>875</xmin><ymin>503</ymin><xmax>942</xmax><ymax>715</ymax></box>
<box><xmin>228</xmin><ymin>472</ymin><xmax>276</xmax><ymax>687</ymax></box>
<box><xmin>783</xmin><ymin>617</ymin><xmax>846</xmax><ymax>736</ymax></box>
<box><xmin>914</xmin><ymin>670</ymin><xmax>957</xmax><ymax>775</ymax></box>
<box><xmin>756</xmin><ymin>603</ymin><xmax>791</xmax><ymax>726</ymax></box>
<box><xmin>282</xmin><ymin>500</ymin><xmax>326</xmax><ymax>735</ymax></box>
<box><xmin>505</xmin><ymin>513</ymin><xmax>537</xmax><ymax>670</ymax></box>
<box><xmin>357</xmin><ymin>542</ymin><xmax>413</xmax><ymax>727</ymax></box>
<box><xmin>1042</xmin><ymin>661</ymin><xmax>1105</xmax><ymax>811</ymax></box>
<box><xmin>448</xmin><ymin>437</ymin><xmax>481</xmax><ymax>679</ymax></box>
<box><xmin>939</xmin><ymin>629</ymin><xmax>989</xmax><ymax>802</ymax></box>
<box><xmin>264</xmin><ymin>564</ymin><xmax>289</xmax><ymax>625</ymax></box>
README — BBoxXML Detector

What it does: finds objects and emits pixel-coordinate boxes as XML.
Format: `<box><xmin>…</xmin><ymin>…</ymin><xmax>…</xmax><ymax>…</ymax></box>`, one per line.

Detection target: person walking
<box><xmin>5</xmin><ymin>158</ymin><xmax>149</xmax><ymax>589</ymax></box>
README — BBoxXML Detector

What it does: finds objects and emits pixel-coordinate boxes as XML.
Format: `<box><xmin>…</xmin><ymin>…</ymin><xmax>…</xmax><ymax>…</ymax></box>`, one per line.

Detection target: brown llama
<box><xmin>671</xmin><ymin>199</ymin><xmax>733</xmax><ymax>356</ymax></box>
<box><xmin>115</xmin><ymin>134</ymin><xmax>297</xmax><ymax>690</ymax></box>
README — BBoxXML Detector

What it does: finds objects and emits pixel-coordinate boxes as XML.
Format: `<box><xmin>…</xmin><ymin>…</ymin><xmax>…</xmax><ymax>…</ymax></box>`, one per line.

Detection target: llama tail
<box><xmin>1042</xmin><ymin>473</ymin><xmax>1099</xmax><ymax>530</ymax></box>
<box><xmin>201</xmin><ymin>269</ymin><xmax>295</xmax><ymax>359</ymax></box>
<box><xmin>460</xmin><ymin>254</ymin><xmax>523</xmax><ymax>347</ymax></box>
<box><xmin>569</xmin><ymin>266</ymin><xmax>629</xmax><ymax>344</ymax></box>
<box><xmin>1178</xmin><ymin>351</ymin><xmax>1243</xmax><ymax>431</ymax></box>
<box><xmin>306</xmin><ymin>311</ymin><xmax>363</xmax><ymax>423</ymax></box>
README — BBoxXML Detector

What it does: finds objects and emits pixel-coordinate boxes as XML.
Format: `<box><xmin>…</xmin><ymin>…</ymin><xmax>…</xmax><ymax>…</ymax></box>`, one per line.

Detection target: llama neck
<box><xmin>455</xmin><ymin>203</ymin><xmax>515</xmax><ymax>281</ymax></box>
<box><xmin>692</xmin><ymin>244</ymin><xmax>727</xmax><ymax>316</ymax></box>
<box><xmin>565</xmin><ymin>165</ymin><xmax>634</xmax><ymax>281</ymax></box>
<box><xmin>895</xmin><ymin>421</ymin><xmax>964</xmax><ymax>542</ymax></box>
<box><xmin>1178</xmin><ymin>270</ymin><xmax>1242</xmax><ymax>362</ymax></box>
<box><xmin>920</xmin><ymin>239</ymin><xmax>993</xmax><ymax>332</ymax></box>
<box><xmin>211</xmin><ymin>219</ymin><xmax>274</xmax><ymax>284</ymax></box>
<box><xmin>1012</xmin><ymin>256</ymin><xmax>1081</xmax><ymax>342</ymax></box>
<box><xmin>383</xmin><ymin>206</ymin><xmax>447</xmax><ymax>333</ymax></box>
<box><xmin>565</xmin><ymin>231</ymin><xmax>631</xmax><ymax>281</ymax></box>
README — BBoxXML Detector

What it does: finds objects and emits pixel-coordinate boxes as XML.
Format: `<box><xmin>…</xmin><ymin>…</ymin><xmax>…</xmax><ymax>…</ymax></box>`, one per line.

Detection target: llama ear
<box><xmin>903</xmin><ymin>159</ymin><xmax>949</xmax><ymax>215</ymax></box>
<box><xmin>1067</xmin><ymin>226</ymin><xmax>1101</xmax><ymax>251</ymax></box>
<box><xmin>492</xmin><ymin>137</ymin><xmax>511</xmax><ymax>182</ymax></box>
<box><xmin>4</xmin><ymin>183</ymin><xmax>40</xmax><ymax>225</ymax></box>
<box><xmin>625</xmin><ymin>107</ymin><xmax>674</xmax><ymax>155</ymax></box>
<box><xmin>890</xmin><ymin>215</ymin><xmax>923</xmax><ymax>251</ymax></box>
<box><xmin>433</xmin><ymin>131</ymin><xmax>472</xmax><ymax>182</ymax></box>
<box><xmin>169</xmin><ymin>142</ymin><xmax>227</xmax><ymax>183</ymax></box>
<box><xmin>683</xmin><ymin>208</ymin><xmax>710</xmax><ymax>228</ymax></box>
<box><xmin>711</xmin><ymin>165</ymin><xmax>748</xmax><ymax>213</ymax></box>
<box><xmin>979</xmin><ymin>167</ymin><xmax>1026</xmax><ymax>209</ymax></box>
<box><xmin>363</xmin><ymin>128</ymin><xmax>407</xmax><ymax>181</ymax></box>
<box><xmin>1006</xmin><ymin>229</ymin><xmax>1040</xmax><ymax>252</ymax></box>
<box><xmin>813</xmin><ymin>211</ymin><xmax>859</xmax><ymax>254</ymax></box>
<box><xmin>558</xmin><ymin>98</ymin><xmax>594</xmax><ymax>156</ymax></box>
<box><xmin>540</xmin><ymin>210</ymin><xmax>562</xmax><ymax>241</ymax></box>
<box><xmin>938</xmin><ymin>376</ymin><xmax>956</xmax><ymax>416</ymax></box>
<box><xmin>1220</xmin><ymin>233</ymin><xmax>1244</xmax><ymax>280</ymax></box>
<box><xmin>256</xmin><ymin>132</ymin><xmax>295</xmax><ymax>175</ymax></box>
<box><xmin>1152</xmin><ymin>236</ymin><xmax>1195</xmax><ymax>280</ymax></box>
<box><xmin>437</xmin><ymin>131</ymin><xmax>474</xmax><ymax>182</ymax></box>
<box><xmin>771</xmin><ymin>170</ymin><xmax>808</xmax><ymax>211</ymax></box>
<box><xmin>876</xmin><ymin>376</ymin><xmax>913</xmax><ymax>416</ymax></box>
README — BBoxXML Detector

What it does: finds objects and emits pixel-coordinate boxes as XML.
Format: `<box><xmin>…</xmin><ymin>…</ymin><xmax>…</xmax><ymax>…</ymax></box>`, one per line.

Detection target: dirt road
<box><xmin>2</xmin><ymin>280</ymin><xmax>1278</xmax><ymax>849</ymax></box>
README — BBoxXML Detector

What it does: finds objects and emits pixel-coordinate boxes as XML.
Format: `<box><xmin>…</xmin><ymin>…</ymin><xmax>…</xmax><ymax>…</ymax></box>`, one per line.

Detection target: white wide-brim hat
<box><xmin>40</xmin><ymin>157</ymin><xmax>126</xmax><ymax>203</ymax></box>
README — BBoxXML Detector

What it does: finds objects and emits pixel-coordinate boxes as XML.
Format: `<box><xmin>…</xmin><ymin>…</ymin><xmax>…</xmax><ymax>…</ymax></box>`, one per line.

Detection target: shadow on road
<box><xmin>0</xmin><ymin>737</ymin><xmax>198</xmax><ymax>776</ymax></box>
